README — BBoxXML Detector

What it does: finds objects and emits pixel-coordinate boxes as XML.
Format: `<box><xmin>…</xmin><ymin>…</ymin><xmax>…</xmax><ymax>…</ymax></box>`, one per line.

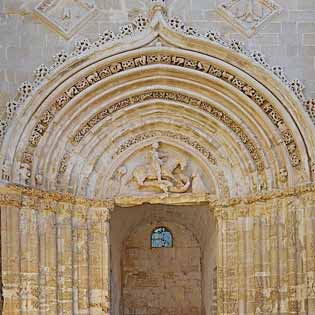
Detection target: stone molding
<box><xmin>0</xmin><ymin>183</ymin><xmax>114</xmax><ymax>209</ymax></box>
<box><xmin>113</xmin><ymin>130</ymin><xmax>217</xmax><ymax>165</ymax></box>
<box><xmin>0</xmin><ymin>182</ymin><xmax>314</xmax><ymax>210</ymax></box>
<box><xmin>1</xmin><ymin>0</ymin><xmax>314</xmax><ymax>144</ymax></box>
<box><xmin>21</xmin><ymin>61</ymin><xmax>303</xmax><ymax>181</ymax></box>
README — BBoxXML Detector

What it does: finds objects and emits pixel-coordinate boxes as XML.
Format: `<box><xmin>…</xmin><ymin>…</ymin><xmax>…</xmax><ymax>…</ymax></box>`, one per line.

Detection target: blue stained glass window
<box><xmin>151</xmin><ymin>227</ymin><xmax>173</xmax><ymax>248</ymax></box>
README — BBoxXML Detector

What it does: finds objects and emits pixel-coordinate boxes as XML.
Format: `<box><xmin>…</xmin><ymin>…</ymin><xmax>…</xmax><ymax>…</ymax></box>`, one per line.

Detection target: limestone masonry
<box><xmin>0</xmin><ymin>1</ymin><xmax>315</xmax><ymax>315</ymax></box>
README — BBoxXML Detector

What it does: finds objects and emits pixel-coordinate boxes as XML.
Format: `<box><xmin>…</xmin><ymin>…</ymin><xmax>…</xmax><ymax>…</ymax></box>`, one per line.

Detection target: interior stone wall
<box><xmin>122</xmin><ymin>221</ymin><xmax>202</xmax><ymax>315</ymax></box>
<box><xmin>110</xmin><ymin>204</ymin><xmax>216</xmax><ymax>315</ymax></box>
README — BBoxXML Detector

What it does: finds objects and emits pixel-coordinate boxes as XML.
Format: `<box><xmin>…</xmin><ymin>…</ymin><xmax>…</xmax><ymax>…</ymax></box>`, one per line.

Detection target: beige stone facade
<box><xmin>0</xmin><ymin>0</ymin><xmax>315</xmax><ymax>314</ymax></box>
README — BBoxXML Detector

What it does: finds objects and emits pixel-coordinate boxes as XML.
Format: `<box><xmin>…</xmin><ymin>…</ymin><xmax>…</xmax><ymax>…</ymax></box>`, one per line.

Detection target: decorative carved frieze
<box><xmin>217</xmin><ymin>0</ymin><xmax>281</xmax><ymax>37</ymax></box>
<box><xmin>35</xmin><ymin>0</ymin><xmax>97</xmax><ymax>39</ymax></box>
<box><xmin>0</xmin><ymin>181</ymin><xmax>315</xmax><ymax>210</ymax></box>
<box><xmin>1</xmin><ymin>184</ymin><xmax>114</xmax><ymax>209</ymax></box>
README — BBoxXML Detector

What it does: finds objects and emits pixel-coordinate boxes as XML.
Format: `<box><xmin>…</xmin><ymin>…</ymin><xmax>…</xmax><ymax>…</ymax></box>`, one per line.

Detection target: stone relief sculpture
<box><xmin>2</xmin><ymin>160</ymin><xmax>10</xmax><ymax>181</ymax></box>
<box><xmin>126</xmin><ymin>142</ymin><xmax>191</xmax><ymax>194</ymax></box>
<box><xmin>35</xmin><ymin>0</ymin><xmax>97</xmax><ymax>39</ymax></box>
<box><xmin>19</xmin><ymin>163</ymin><xmax>31</xmax><ymax>185</ymax></box>
<box><xmin>106</xmin><ymin>142</ymin><xmax>212</xmax><ymax>197</ymax></box>
<box><xmin>217</xmin><ymin>0</ymin><xmax>281</xmax><ymax>37</ymax></box>
<box><xmin>191</xmin><ymin>172</ymin><xmax>208</xmax><ymax>194</ymax></box>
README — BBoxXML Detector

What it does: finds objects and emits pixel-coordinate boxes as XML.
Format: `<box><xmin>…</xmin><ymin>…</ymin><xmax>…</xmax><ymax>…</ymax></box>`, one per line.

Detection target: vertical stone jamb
<box><xmin>214</xmin><ymin>205</ymin><xmax>239</xmax><ymax>315</ymax></box>
<box><xmin>1</xmin><ymin>191</ymin><xmax>21</xmax><ymax>315</ymax></box>
<box><xmin>88</xmin><ymin>205</ymin><xmax>112</xmax><ymax>315</ymax></box>
<box><xmin>305</xmin><ymin>192</ymin><xmax>315</xmax><ymax>313</ymax></box>
<box><xmin>56</xmin><ymin>201</ymin><xmax>73</xmax><ymax>315</ymax></box>
<box><xmin>19</xmin><ymin>195</ymin><xmax>39</xmax><ymax>315</ymax></box>
<box><xmin>72</xmin><ymin>203</ymin><xmax>89</xmax><ymax>315</ymax></box>
<box><xmin>37</xmin><ymin>199</ymin><xmax>58</xmax><ymax>315</ymax></box>
<box><xmin>214</xmin><ymin>206</ymin><xmax>225</xmax><ymax>315</ymax></box>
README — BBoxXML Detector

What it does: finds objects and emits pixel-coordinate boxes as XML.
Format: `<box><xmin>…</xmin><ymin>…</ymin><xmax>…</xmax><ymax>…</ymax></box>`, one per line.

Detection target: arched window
<box><xmin>151</xmin><ymin>227</ymin><xmax>173</xmax><ymax>248</ymax></box>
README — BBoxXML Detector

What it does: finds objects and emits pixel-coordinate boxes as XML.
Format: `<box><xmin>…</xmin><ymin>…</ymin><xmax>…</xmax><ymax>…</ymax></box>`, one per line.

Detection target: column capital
<box><xmin>88</xmin><ymin>206</ymin><xmax>113</xmax><ymax>223</ymax></box>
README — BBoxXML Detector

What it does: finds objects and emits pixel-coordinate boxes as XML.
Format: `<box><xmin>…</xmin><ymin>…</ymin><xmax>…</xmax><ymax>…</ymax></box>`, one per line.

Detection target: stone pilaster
<box><xmin>56</xmin><ymin>201</ymin><xmax>73</xmax><ymax>315</ymax></box>
<box><xmin>72</xmin><ymin>203</ymin><xmax>89</xmax><ymax>315</ymax></box>
<box><xmin>88</xmin><ymin>206</ymin><xmax>112</xmax><ymax>315</ymax></box>
<box><xmin>37</xmin><ymin>199</ymin><xmax>57</xmax><ymax>315</ymax></box>
<box><xmin>19</xmin><ymin>195</ymin><xmax>39</xmax><ymax>315</ymax></box>
<box><xmin>1</xmin><ymin>202</ymin><xmax>21</xmax><ymax>315</ymax></box>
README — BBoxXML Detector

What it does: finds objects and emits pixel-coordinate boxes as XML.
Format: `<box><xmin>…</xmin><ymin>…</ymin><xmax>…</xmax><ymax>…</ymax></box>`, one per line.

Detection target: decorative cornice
<box><xmin>0</xmin><ymin>183</ymin><xmax>114</xmax><ymax>209</ymax></box>
<box><xmin>1</xmin><ymin>0</ymin><xmax>314</xmax><ymax>143</ymax></box>
<box><xmin>0</xmin><ymin>182</ymin><xmax>314</xmax><ymax>210</ymax></box>
<box><xmin>215</xmin><ymin>183</ymin><xmax>315</xmax><ymax>208</ymax></box>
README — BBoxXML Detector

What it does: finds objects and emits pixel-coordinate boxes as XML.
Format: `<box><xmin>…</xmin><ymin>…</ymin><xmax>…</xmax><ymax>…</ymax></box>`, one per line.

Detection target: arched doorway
<box><xmin>110</xmin><ymin>204</ymin><xmax>217</xmax><ymax>315</ymax></box>
<box><xmin>0</xmin><ymin>1</ymin><xmax>314</xmax><ymax>315</ymax></box>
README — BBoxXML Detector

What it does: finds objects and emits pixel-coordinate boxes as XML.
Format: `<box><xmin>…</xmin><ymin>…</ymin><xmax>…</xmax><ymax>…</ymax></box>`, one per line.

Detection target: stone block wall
<box><xmin>122</xmin><ymin>221</ymin><xmax>202</xmax><ymax>315</ymax></box>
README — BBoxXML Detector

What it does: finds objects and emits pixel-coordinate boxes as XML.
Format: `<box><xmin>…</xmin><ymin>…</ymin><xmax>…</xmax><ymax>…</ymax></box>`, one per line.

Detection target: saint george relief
<box><xmin>106</xmin><ymin>142</ymin><xmax>212</xmax><ymax>197</ymax></box>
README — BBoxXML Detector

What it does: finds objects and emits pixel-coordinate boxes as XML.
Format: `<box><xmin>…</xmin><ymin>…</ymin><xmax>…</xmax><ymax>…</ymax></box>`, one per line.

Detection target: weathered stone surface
<box><xmin>0</xmin><ymin>1</ymin><xmax>314</xmax><ymax>315</ymax></box>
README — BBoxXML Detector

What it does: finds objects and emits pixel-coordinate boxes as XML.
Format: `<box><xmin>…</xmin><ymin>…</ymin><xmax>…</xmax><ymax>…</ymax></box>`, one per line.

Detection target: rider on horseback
<box><xmin>150</xmin><ymin>142</ymin><xmax>167</xmax><ymax>183</ymax></box>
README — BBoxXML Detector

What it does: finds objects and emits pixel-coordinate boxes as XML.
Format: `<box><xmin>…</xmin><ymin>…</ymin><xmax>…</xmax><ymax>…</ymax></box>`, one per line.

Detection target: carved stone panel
<box><xmin>35</xmin><ymin>0</ymin><xmax>97</xmax><ymax>39</ymax></box>
<box><xmin>217</xmin><ymin>0</ymin><xmax>281</xmax><ymax>37</ymax></box>
<box><xmin>106</xmin><ymin>142</ymin><xmax>213</xmax><ymax>197</ymax></box>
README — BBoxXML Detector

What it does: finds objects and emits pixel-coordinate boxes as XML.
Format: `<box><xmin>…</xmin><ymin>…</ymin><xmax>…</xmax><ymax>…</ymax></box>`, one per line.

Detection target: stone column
<box><xmin>88</xmin><ymin>206</ymin><xmax>112</xmax><ymax>315</ymax></box>
<box><xmin>269</xmin><ymin>199</ymin><xmax>281</xmax><ymax>314</ymax></box>
<box><xmin>305</xmin><ymin>192</ymin><xmax>315</xmax><ymax>313</ymax></box>
<box><xmin>284</xmin><ymin>198</ymin><xmax>299</xmax><ymax>315</ymax></box>
<box><xmin>55</xmin><ymin>201</ymin><xmax>73</xmax><ymax>315</ymax></box>
<box><xmin>19</xmin><ymin>195</ymin><xmax>39</xmax><ymax>315</ymax></box>
<box><xmin>236</xmin><ymin>210</ymin><xmax>248</xmax><ymax>315</ymax></box>
<box><xmin>1</xmin><ymin>191</ymin><xmax>21</xmax><ymax>315</ymax></box>
<box><xmin>37</xmin><ymin>199</ymin><xmax>58</xmax><ymax>315</ymax></box>
<box><xmin>72</xmin><ymin>203</ymin><xmax>89</xmax><ymax>315</ymax></box>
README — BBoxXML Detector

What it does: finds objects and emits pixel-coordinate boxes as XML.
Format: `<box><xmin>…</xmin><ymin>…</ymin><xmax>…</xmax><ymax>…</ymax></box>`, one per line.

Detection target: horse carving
<box><xmin>129</xmin><ymin>151</ymin><xmax>191</xmax><ymax>194</ymax></box>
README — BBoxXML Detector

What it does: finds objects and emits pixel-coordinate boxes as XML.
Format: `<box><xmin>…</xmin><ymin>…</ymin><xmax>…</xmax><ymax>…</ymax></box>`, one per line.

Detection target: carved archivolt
<box><xmin>56</xmin><ymin>130</ymin><xmax>217</xmax><ymax>180</ymax></box>
<box><xmin>0</xmin><ymin>0</ymin><xmax>314</xmax><ymax>196</ymax></box>
<box><xmin>113</xmin><ymin>130</ymin><xmax>217</xmax><ymax>165</ymax></box>
<box><xmin>1</xmin><ymin>2</ymin><xmax>314</xmax><ymax>138</ymax></box>
<box><xmin>19</xmin><ymin>53</ymin><xmax>300</xmax><ymax>173</ymax></box>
